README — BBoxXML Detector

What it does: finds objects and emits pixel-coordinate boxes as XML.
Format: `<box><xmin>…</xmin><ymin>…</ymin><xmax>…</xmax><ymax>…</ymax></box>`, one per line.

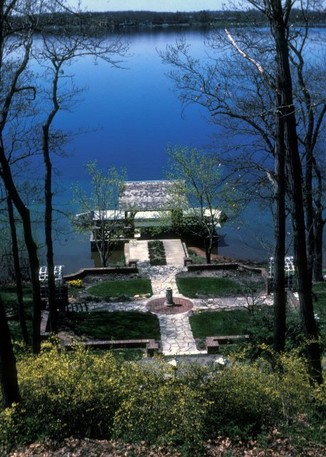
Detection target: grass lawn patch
<box><xmin>190</xmin><ymin>309</ymin><xmax>253</xmax><ymax>352</ymax></box>
<box><xmin>176</xmin><ymin>276</ymin><xmax>249</xmax><ymax>297</ymax></box>
<box><xmin>87</xmin><ymin>278</ymin><xmax>152</xmax><ymax>299</ymax></box>
<box><xmin>62</xmin><ymin>310</ymin><xmax>161</xmax><ymax>340</ymax></box>
<box><xmin>0</xmin><ymin>285</ymin><xmax>33</xmax><ymax>312</ymax></box>
<box><xmin>9</xmin><ymin>320</ymin><xmax>33</xmax><ymax>345</ymax></box>
<box><xmin>190</xmin><ymin>309</ymin><xmax>252</xmax><ymax>338</ymax></box>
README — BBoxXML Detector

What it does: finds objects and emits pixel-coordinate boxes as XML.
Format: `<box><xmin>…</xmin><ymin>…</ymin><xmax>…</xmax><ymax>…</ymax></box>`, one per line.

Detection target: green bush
<box><xmin>148</xmin><ymin>240</ymin><xmax>166</xmax><ymax>266</ymax></box>
<box><xmin>203</xmin><ymin>361</ymin><xmax>282</xmax><ymax>439</ymax></box>
<box><xmin>114</xmin><ymin>383</ymin><xmax>207</xmax><ymax>455</ymax></box>
<box><xmin>112</xmin><ymin>361</ymin><xmax>208</xmax><ymax>455</ymax></box>
<box><xmin>203</xmin><ymin>351</ymin><xmax>317</xmax><ymax>440</ymax></box>
<box><xmin>0</xmin><ymin>344</ymin><xmax>325</xmax><ymax>456</ymax></box>
<box><xmin>0</xmin><ymin>343</ymin><xmax>123</xmax><ymax>451</ymax></box>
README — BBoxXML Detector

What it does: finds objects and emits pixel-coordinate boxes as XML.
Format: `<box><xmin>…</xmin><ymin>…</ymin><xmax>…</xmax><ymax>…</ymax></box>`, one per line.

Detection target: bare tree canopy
<box><xmin>161</xmin><ymin>0</ymin><xmax>325</xmax><ymax>382</ymax></box>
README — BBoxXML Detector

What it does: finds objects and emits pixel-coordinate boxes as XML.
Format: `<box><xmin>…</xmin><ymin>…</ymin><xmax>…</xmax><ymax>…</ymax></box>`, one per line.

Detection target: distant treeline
<box><xmin>12</xmin><ymin>9</ymin><xmax>326</xmax><ymax>34</ymax></box>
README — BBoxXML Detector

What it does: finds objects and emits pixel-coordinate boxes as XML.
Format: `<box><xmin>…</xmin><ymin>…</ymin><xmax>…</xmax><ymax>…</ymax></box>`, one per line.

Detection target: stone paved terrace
<box><xmin>69</xmin><ymin>239</ymin><xmax>272</xmax><ymax>357</ymax></box>
<box><xmin>82</xmin><ymin>291</ymin><xmax>272</xmax><ymax>357</ymax></box>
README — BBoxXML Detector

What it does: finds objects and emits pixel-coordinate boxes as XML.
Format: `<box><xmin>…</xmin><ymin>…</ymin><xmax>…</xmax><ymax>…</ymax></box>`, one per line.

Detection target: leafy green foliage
<box><xmin>87</xmin><ymin>278</ymin><xmax>152</xmax><ymax>299</ymax></box>
<box><xmin>202</xmin><ymin>351</ymin><xmax>321</xmax><ymax>440</ymax></box>
<box><xmin>1</xmin><ymin>286</ymin><xmax>33</xmax><ymax>343</ymax></box>
<box><xmin>72</xmin><ymin>161</ymin><xmax>126</xmax><ymax>267</ymax></box>
<box><xmin>0</xmin><ymin>345</ymin><xmax>325</xmax><ymax>456</ymax></box>
<box><xmin>0</xmin><ymin>345</ymin><xmax>123</xmax><ymax>452</ymax></box>
<box><xmin>113</xmin><ymin>363</ymin><xmax>208</xmax><ymax>455</ymax></box>
<box><xmin>204</xmin><ymin>362</ymin><xmax>282</xmax><ymax>439</ymax></box>
<box><xmin>62</xmin><ymin>311</ymin><xmax>161</xmax><ymax>340</ymax></box>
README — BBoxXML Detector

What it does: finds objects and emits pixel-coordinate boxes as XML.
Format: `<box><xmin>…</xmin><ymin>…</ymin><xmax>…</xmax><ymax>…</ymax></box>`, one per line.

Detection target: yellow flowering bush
<box><xmin>0</xmin><ymin>344</ymin><xmax>325</xmax><ymax>456</ymax></box>
<box><xmin>113</xmin><ymin>381</ymin><xmax>208</xmax><ymax>455</ymax></box>
<box><xmin>14</xmin><ymin>344</ymin><xmax>122</xmax><ymax>443</ymax></box>
<box><xmin>66</xmin><ymin>279</ymin><xmax>83</xmax><ymax>288</ymax></box>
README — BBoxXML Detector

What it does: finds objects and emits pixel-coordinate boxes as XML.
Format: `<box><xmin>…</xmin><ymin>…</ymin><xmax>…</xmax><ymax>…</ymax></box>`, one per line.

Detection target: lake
<box><xmin>30</xmin><ymin>28</ymin><xmax>324</xmax><ymax>273</ymax></box>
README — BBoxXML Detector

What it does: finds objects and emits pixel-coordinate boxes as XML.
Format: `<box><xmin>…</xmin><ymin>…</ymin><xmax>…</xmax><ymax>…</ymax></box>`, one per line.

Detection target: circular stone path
<box><xmin>146</xmin><ymin>297</ymin><xmax>193</xmax><ymax>315</ymax></box>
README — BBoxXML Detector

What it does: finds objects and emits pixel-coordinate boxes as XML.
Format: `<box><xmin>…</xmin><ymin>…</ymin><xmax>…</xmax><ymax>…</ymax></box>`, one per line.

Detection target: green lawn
<box><xmin>0</xmin><ymin>285</ymin><xmax>33</xmax><ymax>312</ymax></box>
<box><xmin>190</xmin><ymin>309</ymin><xmax>253</xmax><ymax>338</ymax></box>
<box><xmin>63</xmin><ymin>310</ymin><xmax>161</xmax><ymax>340</ymax></box>
<box><xmin>176</xmin><ymin>276</ymin><xmax>260</xmax><ymax>297</ymax></box>
<box><xmin>1</xmin><ymin>285</ymin><xmax>33</xmax><ymax>343</ymax></box>
<box><xmin>87</xmin><ymin>278</ymin><xmax>152</xmax><ymax>298</ymax></box>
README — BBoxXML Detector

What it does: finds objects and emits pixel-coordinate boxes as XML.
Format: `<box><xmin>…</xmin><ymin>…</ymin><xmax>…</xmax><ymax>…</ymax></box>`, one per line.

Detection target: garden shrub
<box><xmin>6</xmin><ymin>343</ymin><xmax>123</xmax><ymax>448</ymax></box>
<box><xmin>66</xmin><ymin>279</ymin><xmax>83</xmax><ymax>288</ymax></box>
<box><xmin>148</xmin><ymin>240</ymin><xmax>166</xmax><ymax>266</ymax></box>
<box><xmin>0</xmin><ymin>343</ymin><xmax>324</xmax><ymax>455</ymax></box>
<box><xmin>203</xmin><ymin>351</ymin><xmax>320</xmax><ymax>440</ymax></box>
<box><xmin>275</xmin><ymin>351</ymin><xmax>312</xmax><ymax>420</ymax></box>
<box><xmin>113</xmin><ymin>362</ymin><xmax>209</xmax><ymax>456</ymax></box>
<box><xmin>0</xmin><ymin>403</ymin><xmax>22</xmax><ymax>455</ymax></box>
<box><xmin>203</xmin><ymin>361</ymin><xmax>282</xmax><ymax>439</ymax></box>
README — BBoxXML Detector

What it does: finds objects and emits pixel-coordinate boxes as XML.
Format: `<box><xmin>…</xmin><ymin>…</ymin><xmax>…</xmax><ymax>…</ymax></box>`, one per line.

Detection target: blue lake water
<box><xmin>30</xmin><ymin>29</ymin><xmax>324</xmax><ymax>273</ymax></box>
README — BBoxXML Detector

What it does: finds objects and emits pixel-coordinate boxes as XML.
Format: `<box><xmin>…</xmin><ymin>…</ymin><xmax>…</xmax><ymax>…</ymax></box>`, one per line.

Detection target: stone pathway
<box><xmin>158</xmin><ymin>312</ymin><xmax>204</xmax><ymax>355</ymax></box>
<box><xmin>137</xmin><ymin>264</ymin><xmax>202</xmax><ymax>355</ymax></box>
<box><xmin>128</xmin><ymin>239</ymin><xmax>204</xmax><ymax>355</ymax></box>
<box><xmin>142</xmin><ymin>263</ymin><xmax>183</xmax><ymax>295</ymax></box>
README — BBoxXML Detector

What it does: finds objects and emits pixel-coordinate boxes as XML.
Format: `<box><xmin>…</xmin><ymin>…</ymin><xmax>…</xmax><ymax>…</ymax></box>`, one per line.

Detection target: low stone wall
<box><xmin>63</xmin><ymin>338</ymin><xmax>160</xmax><ymax>357</ymax></box>
<box><xmin>206</xmin><ymin>335</ymin><xmax>249</xmax><ymax>354</ymax></box>
<box><xmin>187</xmin><ymin>262</ymin><xmax>266</xmax><ymax>275</ymax></box>
<box><xmin>63</xmin><ymin>266</ymin><xmax>138</xmax><ymax>281</ymax></box>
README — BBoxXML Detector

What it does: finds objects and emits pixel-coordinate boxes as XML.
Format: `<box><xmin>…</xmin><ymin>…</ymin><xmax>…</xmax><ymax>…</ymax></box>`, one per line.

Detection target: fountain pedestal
<box><xmin>165</xmin><ymin>287</ymin><xmax>174</xmax><ymax>306</ymax></box>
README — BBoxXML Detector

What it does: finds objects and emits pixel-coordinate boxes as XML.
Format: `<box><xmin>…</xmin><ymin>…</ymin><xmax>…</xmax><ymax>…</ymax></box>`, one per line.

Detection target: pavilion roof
<box><xmin>118</xmin><ymin>180</ymin><xmax>187</xmax><ymax>211</ymax></box>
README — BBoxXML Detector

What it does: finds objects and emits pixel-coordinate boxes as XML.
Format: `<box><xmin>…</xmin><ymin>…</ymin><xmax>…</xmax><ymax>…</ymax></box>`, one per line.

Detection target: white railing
<box><xmin>39</xmin><ymin>265</ymin><xmax>64</xmax><ymax>286</ymax></box>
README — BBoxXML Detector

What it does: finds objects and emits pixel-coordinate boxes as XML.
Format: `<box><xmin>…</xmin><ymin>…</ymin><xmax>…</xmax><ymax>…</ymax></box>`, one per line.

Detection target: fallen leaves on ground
<box><xmin>8</xmin><ymin>436</ymin><xmax>326</xmax><ymax>457</ymax></box>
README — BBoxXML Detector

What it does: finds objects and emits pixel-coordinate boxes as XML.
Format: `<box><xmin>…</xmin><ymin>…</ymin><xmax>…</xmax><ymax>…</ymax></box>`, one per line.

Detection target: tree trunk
<box><xmin>312</xmin><ymin>162</ymin><xmax>324</xmax><ymax>282</ymax></box>
<box><xmin>273</xmin><ymin>94</ymin><xmax>287</xmax><ymax>353</ymax></box>
<box><xmin>43</xmin><ymin>124</ymin><xmax>57</xmax><ymax>333</ymax></box>
<box><xmin>304</xmin><ymin>146</ymin><xmax>314</xmax><ymax>283</ymax></box>
<box><xmin>6</xmin><ymin>194</ymin><xmax>29</xmax><ymax>345</ymax></box>
<box><xmin>0</xmin><ymin>297</ymin><xmax>20</xmax><ymax>409</ymax></box>
<box><xmin>205</xmin><ymin>237</ymin><xmax>212</xmax><ymax>264</ymax></box>
<box><xmin>0</xmin><ymin>148</ymin><xmax>42</xmax><ymax>354</ymax></box>
<box><xmin>269</xmin><ymin>0</ymin><xmax>322</xmax><ymax>383</ymax></box>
